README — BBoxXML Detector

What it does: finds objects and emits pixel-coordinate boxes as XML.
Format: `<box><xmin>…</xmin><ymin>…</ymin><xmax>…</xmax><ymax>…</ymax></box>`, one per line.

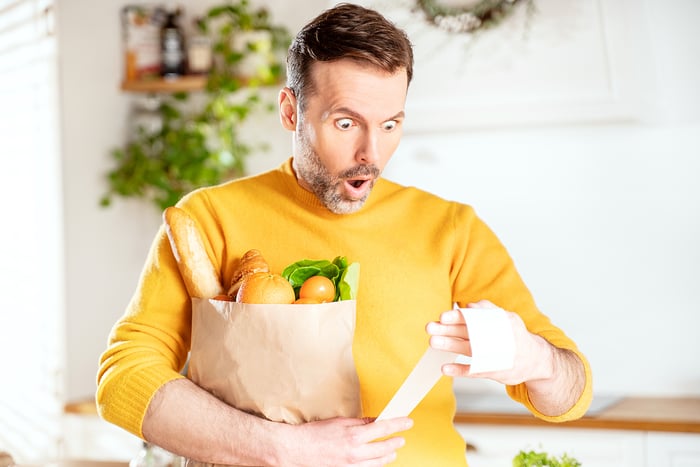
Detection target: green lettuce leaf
<box><xmin>282</xmin><ymin>256</ymin><xmax>359</xmax><ymax>301</ymax></box>
<box><xmin>337</xmin><ymin>262</ymin><xmax>360</xmax><ymax>301</ymax></box>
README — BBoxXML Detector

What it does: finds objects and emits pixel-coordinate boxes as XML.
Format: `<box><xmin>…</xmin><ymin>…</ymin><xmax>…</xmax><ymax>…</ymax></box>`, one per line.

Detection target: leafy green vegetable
<box><xmin>337</xmin><ymin>262</ymin><xmax>360</xmax><ymax>301</ymax></box>
<box><xmin>282</xmin><ymin>256</ymin><xmax>359</xmax><ymax>301</ymax></box>
<box><xmin>283</xmin><ymin>259</ymin><xmax>340</xmax><ymax>289</ymax></box>
<box><xmin>513</xmin><ymin>450</ymin><xmax>581</xmax><ymax>467</ymax></box>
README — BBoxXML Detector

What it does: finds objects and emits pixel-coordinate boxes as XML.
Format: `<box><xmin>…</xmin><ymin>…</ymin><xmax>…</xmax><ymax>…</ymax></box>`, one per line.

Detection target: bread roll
<box><xmin>163</xmin><ymin>207</ymin><xmax>223</xmax><ymax>299</ymax></box>
<box><xmin>0</xmin><ymin>451</ymin><xmax>14</xmax><ymax>467</ymax></box>
<box><xmin>227</xmin><ymin>249</ymin><xmax>270</xmax><ymax>297</ymax></box>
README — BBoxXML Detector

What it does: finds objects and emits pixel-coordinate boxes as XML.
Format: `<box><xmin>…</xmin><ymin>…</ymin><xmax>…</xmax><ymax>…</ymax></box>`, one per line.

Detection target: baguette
<box><xmin>163</xmin><ymin>206</ymin><xmax>223</xmax><ymax>299</ymax></box>
<box><xmin>227</xmin><ymin>249</ymin><xmax>270</xmax><ymax>297</ymax></box>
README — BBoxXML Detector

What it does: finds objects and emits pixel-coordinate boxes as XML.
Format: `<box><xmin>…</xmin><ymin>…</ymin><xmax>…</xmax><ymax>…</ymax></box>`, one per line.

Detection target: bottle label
<box><xmin>162</xmin><ymin>29</ymin><xmax>184</xmax><ymax>72</ymax></box>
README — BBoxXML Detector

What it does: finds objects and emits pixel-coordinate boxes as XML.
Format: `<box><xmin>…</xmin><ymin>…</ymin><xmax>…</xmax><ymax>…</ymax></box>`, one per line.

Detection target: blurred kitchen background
<box><xmin>0</xmin><ymin>0</ymin><xmax>698</xmax><ymax>465</ymax></box>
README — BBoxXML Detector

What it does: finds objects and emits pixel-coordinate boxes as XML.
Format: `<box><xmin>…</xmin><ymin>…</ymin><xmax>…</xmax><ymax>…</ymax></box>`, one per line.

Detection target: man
<box><xmin>97</xmin><ymin>3</ymin><xmax>592</xmax><ymax>466</ymax></box>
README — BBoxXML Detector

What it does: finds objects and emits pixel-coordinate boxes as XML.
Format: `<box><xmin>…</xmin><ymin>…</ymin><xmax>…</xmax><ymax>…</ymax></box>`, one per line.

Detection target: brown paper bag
<box><xmin>185</xmin><ymin>297</ymin><xmax>361</xmax><ymax>466</ymax></box>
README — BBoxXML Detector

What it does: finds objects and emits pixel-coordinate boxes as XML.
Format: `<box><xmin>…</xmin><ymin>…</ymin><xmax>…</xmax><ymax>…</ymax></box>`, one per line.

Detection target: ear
<box><xmin>278</xmin><ymin>87</ymin><xmax>298</xmax><ymax>131</ymax></box>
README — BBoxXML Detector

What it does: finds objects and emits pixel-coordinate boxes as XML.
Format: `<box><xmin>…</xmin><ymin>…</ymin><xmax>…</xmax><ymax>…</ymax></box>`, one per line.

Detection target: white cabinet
<box><xmin>646</xmin><ymin>432</ymin><xmax>700</xmax><ymax>467</ymax></box>
<box><xmin>457</xmin><ymin>424</ymin><xmax>700</xmax><ymax>467</ymax></box>
<box><xmin>457</xmin><ymin>424</ymin><xmax>646</xmax><ymax>467</ymax></box>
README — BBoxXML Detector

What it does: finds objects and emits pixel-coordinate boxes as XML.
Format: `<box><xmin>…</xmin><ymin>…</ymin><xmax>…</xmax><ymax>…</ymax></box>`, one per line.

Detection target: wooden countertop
<box><xmin>64</xmin><ymin>398</ymin><xmax>100</xmax><ymax>415</ymax></box>
<box><xmin>66</xmin><ymin>396</ymin><xmax>700</xmax><ymax>434</ymax></box>
<box><xmin>18</xmin><ymin>463</ymin><xmax>127</xmax><ymax>467</ymax></box>
<box><xmin>454</xmin><ymin>396</ymin><xmax>700</xmax><ymax>433</ymax></box>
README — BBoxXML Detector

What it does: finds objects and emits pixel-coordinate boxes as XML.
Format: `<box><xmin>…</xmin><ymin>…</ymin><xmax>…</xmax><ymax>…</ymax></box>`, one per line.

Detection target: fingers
<box><xmin>425</xmin><ymin>301</ymin><xmax>499</xmax><ymax>377</ymax></box>
<box><xmin>426</xmin><ymin>310</ymin><xmax>466</xmax><ymax>334</ymax></box>
<box><xmin>353</xmin><ymin>434</ymin><xmax>404</xmax><ymax>465</ymax></box>
<box><xmin>426</xmin><ymin>310</ymin><xmax>470</xmax><ymax>355</ymax></box>
<box><xmin>428</xmin><ymin>333</ymin><xmax>473</xmax><ymax>356</ymax></box>
<box><xmin>426</xmin><ymin>320</ymin><xmax>466</xmax><ymax>338</ymax></box>
<box><xmin>294</xmin><ymin>417</ymin><xmax>412</xmax><ymax>466</ymax></box>
<box><xmin>466</xmin><ymin>299</ymin><xmax>496</xmax><ymax>309</ymax></box>
<box><xmin>441</xmin><ymin>362</ymin><xmax>471</xmax><ymax>377</ymax></box>
<box><xmin>352</xmin><ymin>417</ymin><xmax>413</xmax><ymax>444</ymax></box>
<box><xmin>348</xmin><ymin>417</ymin><xmax>412</xmax><ymax>466</ymax></box>
<box><xmin>426</xmin><ymin>300</ymin><xmax>499</xmax><ymax>345</ymax></box>
<box><xmin>355</xmin><ymin>451</ymin><xmax>398</xmax><ymax>467</ymax></box>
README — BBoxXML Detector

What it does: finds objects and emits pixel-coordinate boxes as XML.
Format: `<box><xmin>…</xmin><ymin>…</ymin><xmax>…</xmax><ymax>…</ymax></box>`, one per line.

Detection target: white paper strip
<box><xmin>376</xmin><ymin>307</ymin><xmax>516</xmax><ymax>420</ymax></box>
<box><xmin>376</xmin><ymin>347</ymin><xmax>459</xmax><ymax>420</ymax></box>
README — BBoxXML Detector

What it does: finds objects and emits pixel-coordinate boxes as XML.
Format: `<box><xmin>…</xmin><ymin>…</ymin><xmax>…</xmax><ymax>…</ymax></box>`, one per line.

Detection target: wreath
<box><xmin>414</xmin><ymin>0</ymin><xmax>534</xmax><ymax>34</ymax></box>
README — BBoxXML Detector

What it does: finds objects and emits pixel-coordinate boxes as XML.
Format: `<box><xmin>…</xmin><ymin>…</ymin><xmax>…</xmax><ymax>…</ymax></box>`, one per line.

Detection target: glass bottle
<box><xmin>160</xmin><ymin>6</ymin><xmax>186</xmax><ymax>78</ymax></box>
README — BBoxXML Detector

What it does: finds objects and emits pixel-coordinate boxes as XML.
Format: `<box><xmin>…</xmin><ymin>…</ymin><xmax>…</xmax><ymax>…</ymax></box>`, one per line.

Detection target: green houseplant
<box><xmin>101</xmin><ymin>0</ymin><xmax>291</xmax><ymax>211</ymax></box>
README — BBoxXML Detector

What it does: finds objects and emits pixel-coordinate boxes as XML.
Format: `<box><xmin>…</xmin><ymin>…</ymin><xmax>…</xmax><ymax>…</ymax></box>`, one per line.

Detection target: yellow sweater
<box><xmin>97</xmin><ymin>159</ymin><xmax>592</xmax><ymax>466</ymax></box>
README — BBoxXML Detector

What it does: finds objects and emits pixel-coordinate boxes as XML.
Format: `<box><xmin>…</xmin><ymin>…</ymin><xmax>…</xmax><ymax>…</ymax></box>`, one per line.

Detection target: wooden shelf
<box><xmin>64</xmin><ymin>398</ymin><xmax>98</xmax><ymax>415</ymax></box>
<box><xmin>454</xmin><ymin>396</ymin><xmax>700</xmax><ymax>434</ymax></box>
<box><xmin>121</xmin><ymin>75</ymin><xmax>207</xmax><ymax>93</ymax></box>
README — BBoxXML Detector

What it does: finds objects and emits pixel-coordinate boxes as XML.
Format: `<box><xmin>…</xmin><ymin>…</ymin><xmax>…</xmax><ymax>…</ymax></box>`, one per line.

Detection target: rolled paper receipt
<box><xmin>376</xmin><ymin>306</ymin><xmax>515</xmax><ymax>420</ymax></box>
<box><xmin>458</xmin><ymin>306</ymin><xmax>515</xmax><ymax>374</ymax></box>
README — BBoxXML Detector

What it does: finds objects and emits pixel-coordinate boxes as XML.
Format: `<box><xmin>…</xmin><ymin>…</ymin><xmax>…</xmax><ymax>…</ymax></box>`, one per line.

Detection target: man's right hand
<box><xmin>142</xmin><ymin>378</ymin><xmax>412</xmax><ymax>466</ymax></box>
<box><xmin>275</xmin><ymin>416</ymin><xmax>414</xmax><ymax>467</ymax></box>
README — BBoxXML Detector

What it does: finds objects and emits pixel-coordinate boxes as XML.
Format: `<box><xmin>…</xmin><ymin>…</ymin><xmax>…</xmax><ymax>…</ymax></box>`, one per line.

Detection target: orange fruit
<box><xmin>299</xmin><ymin>275</ymin><xmax>336</xmax><ymax>303</ymax></box>
<box><xmin>236</xmin><ymin>272</ymin><xmax>296</xmax><ymax>304</ymax></box>
<box><xmin>294</xmin><ymin>297</ymin><xmax>322</xmax><ymax>304</ymax></box>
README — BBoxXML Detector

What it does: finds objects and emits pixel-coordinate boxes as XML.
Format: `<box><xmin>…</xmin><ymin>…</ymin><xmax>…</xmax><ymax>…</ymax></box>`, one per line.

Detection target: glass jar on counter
<box><xmin>130</xmin><ymin>441</ymin><xmax>175</xmax><ymax>467</ymax></box>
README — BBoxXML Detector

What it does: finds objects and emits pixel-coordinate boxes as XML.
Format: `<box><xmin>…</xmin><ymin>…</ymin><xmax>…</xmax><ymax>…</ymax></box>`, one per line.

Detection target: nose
<box><xmin>356</xmin><ymin>128</ymin><xmax>380</xmax><ymax>165</ymax></box>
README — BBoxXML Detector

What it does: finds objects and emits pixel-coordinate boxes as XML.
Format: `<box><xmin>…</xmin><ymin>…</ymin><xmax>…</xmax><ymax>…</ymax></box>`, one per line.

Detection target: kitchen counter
<box><xmin>18</xmin><ymin>463</ymin><xmax>127</xmax><ymax>467</ymax></box>
<box><xmin>454</xmin><ymin>394</ymin><xmax>700</xmax><ymax>433</ymax></box>
<box><xmin>66</xmin><ymin>394</ymin><xmax>700</xmax><ymax>434</ymax></box>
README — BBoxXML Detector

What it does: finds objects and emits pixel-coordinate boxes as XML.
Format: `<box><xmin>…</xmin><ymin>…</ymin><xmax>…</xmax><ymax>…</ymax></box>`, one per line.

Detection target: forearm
<box><xmin>142</xmin><ymin>378</ymin><xmax>282</xmax><ymax>466</ymax></box>
<box><xmin>141</xmin><ymin>378</ymin><xmax>412</xmax><ymax>466</ymax></box>
<box><xmin>525</xmin><ymin>342</ymin><xmax>586</xmax><ymax>417</ymax></box>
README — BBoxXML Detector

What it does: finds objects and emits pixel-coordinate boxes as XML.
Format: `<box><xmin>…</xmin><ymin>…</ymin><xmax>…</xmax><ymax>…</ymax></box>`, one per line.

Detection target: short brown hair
<box><xmin>286</xmin><ymin>3</ymin><xmax>414</xmax><ymax>110</ymax></box>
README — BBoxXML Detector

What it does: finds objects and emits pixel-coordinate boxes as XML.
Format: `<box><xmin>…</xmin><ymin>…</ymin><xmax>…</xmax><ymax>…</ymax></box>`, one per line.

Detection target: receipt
<box><xmin>376</xmin><ymin>347</ymin><xmax>459</xmax><ymax>420</ymax></box>
<box><xmin>376</xmin><ymin>306</ymin><xmax>515</xmax><ymax>420</ymax></box>
<box><xmin>459</xmin><ymin>306</ymin><xmax>515</xmax><ymax>374</ymax></box>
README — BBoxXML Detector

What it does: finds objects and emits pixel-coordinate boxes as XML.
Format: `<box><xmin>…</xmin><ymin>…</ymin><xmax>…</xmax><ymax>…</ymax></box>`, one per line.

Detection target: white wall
<box><xmin>384</xmin><ymin>0</ymin><xmax>700</xmax><ymax>396</ymax></box>
<box><xmin>58</xmin><ymin>0</ymin><xmax>700</xmax><ymax>405</ymax></box>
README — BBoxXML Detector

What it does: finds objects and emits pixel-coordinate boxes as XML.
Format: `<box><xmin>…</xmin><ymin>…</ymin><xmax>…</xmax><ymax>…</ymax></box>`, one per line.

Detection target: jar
<box><xmin>188</xmin><ymin>34</ymin><xmax>212</xmax><ymax>75</ymax></box>
<box><xmin>130</xmin><ymin>442</ymin><xmax>174</xmax><ymax>467</ymax></box>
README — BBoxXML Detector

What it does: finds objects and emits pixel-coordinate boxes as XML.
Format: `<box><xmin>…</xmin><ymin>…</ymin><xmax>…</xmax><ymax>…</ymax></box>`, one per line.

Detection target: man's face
<box><xmin>290</xmin><ymin>59</ymin><xmax>408</xmax><ymax>214</ymax></box>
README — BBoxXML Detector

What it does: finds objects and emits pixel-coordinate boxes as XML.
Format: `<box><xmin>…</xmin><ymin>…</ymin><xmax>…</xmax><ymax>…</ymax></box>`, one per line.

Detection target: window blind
<box><xmin>0</xmin><ymin>0</ymin><xmax>64</xmax><ymax>463</ymax></box>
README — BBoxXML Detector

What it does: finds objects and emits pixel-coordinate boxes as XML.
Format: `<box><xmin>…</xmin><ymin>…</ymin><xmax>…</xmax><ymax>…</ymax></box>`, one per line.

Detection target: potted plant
<box><xmin>101</xmin><ymin>0</ymin><xmax>291</xmax><ymax>211</ymax></box>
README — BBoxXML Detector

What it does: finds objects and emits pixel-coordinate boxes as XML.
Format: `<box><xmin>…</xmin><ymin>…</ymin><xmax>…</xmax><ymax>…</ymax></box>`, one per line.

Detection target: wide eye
<box><xmin>335</xmin><ymin>118</ymin><xmax>353</xmax><ymax>130</ymax></box>
<box><xmin>382</xmin><ymin>120</ymin><xmax>398</xmax><ymax>132</ymax></box>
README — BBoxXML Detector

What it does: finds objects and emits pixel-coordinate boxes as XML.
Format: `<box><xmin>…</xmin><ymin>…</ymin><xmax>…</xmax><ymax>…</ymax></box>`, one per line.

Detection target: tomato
<box><xmin>298</xmin><ymin>275</ymin><xmax>336</xmax><ymax>303</ymax></box>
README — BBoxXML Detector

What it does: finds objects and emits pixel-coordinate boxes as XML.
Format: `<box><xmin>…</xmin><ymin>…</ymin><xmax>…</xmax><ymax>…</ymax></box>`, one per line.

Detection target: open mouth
<box><xmin>344</xmin><ymin>178</ymin><xmax>372</xmax><ymax>199</ymax></box>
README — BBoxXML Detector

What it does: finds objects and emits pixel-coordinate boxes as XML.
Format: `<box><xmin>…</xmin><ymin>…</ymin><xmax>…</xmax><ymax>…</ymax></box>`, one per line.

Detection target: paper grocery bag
<box><xmin>188</xmin><ymin>297</ymin><xmax>362</xmax><ymax>425</ymax></box>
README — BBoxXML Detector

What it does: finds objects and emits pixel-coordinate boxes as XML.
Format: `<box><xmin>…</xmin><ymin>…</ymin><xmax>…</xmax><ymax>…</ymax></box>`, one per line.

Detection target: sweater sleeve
<box><xmin>451</xmin><ymin>204</ymin><xmax>593</xmax><ymax>422</ymax></box>
<box><xmin>96</xmin><ymin>223</ymin><xmax>191</xmax><ymax>438</ymax></box>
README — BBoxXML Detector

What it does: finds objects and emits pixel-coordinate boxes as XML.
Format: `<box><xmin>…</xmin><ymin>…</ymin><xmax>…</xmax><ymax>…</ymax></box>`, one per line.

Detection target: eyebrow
<box><xmin>323</xmin><ymin>107</ymin><xmax>405</xmax><ymax>124</ymax></box>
